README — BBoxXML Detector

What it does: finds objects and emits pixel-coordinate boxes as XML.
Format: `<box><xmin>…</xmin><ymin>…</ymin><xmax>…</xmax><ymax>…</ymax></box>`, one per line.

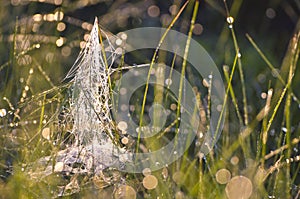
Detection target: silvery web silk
<box><xmin>29</xmin><ymin>18</ymin><xmax>129</xmax><ymax>179</ymax></box>
<box><xmin>71</xmin><ymin>18</ymin><xmax>112</xmax><ymax>146</ymax></box>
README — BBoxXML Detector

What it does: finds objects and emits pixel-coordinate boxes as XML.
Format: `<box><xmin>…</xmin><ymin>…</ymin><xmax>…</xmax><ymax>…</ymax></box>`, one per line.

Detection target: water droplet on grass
<box><xmin>0</xmin><ymin>109</ymin><xmax>7</xmax><ymax>117</ymax></box>
<box><xmin>261</xmin><ymin>92</ymin><xmax>267</xmax><ymax>99</ymax></box>
<box><xmin>121</xmin><ymin>137</ymin><xmax>129</xmax><ymax>145</ymax></box>
<box><xmin>142</xmin><ymin>175</ymin><xmax>158</xmax><ymax>190</ymax></box>
<box><xmin>42</xmin><ymin>127</ymin><xmax>51</xmax><ymax>140</ymax></box>
<box><xmin>162</xmin><ymin>167</ymin><xmax>168</xmax><ymax>179</ymax></box>
<box><xmin>118</xmin><ymin>121</ymin><xmax>128</xmax><ymax>131</ymax></box>
<box><xmin>165</xmin><ymin>78</ymin><xmax>172</xmax><ymax>86</ymax></box>
<box><xmin>142</xmin><ymin>168</ymin><xmax>151</xmax><ymax>176</ymax></box>
<box><xmin>230</xmin><ymin>156</ymin><xmax>239</xmax><ymax>165</ymax></box>
<box><xmin>226</xmin><ymin>16</ymin><xmax>234</xmax><ymax>24</ymax></box>
<box><xmin>281</xmin><ymin>127</ymin><xmax>287</xmax><ymax>133</ymax></box>
<box><xmin>216</xmin><ymin>169</ymin><xmax>231</xmax><ymax>184</ymax></box>
<box><xmin>116</xmin><ymin>38</ymin><xmax>123</xmax><ymax>46</ymax></box>
<box><xmin>225</xmin><ymin>176</ymin><xmax>253</xmax><ymax>199</ymax></box>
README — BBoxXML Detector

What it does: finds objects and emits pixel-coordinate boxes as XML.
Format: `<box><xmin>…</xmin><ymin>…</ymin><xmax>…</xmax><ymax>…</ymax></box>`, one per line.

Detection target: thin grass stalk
<box><xmin>178</xmin><ymin>0</ymin><xmax>199</xmax><ymax>170</ymax></box>
<box><xmin>222</xmin><ymin>65</ymin><xmax>243</xmax><ymax>126</ymax></box>
<box><xmin>224</xmin><ymin>1</ymin><xmax>248</xmax><ymax>126</ymax></box>
<box><xmin>136</xmin><ymin>0</ymin><xmax>190</xmax><ymax>153</ymax></box>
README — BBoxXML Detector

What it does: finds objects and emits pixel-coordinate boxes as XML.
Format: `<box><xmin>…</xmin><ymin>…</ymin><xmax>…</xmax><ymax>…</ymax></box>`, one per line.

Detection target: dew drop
<box><xmin>0</xmin><ymin>109</ymin><xmax>7</xmax><ymax>117</ymax></box>
<box><xmin>215</xmin><ymin>168</ymin><xmax>231</xmax><ymax>184</ymax></box>
<box><xmin>226</xmin><ymin>16</ymin><xmax>234</xmax><ymax>24</ymax></box>
<box><xmin>54</xmin><ymin>11</ymin><xmax>64</xmax><ymax>21</ymax></box>
<box><xmin>57</xmin><ymin>22</ymin><xmax>66</xmax><ymax>32</ymax></box>
<box><xmin>148</xmin><ymin>5</ymin><xmax>160</xmax><ymax>18</ymax></box>
<box><xmin>142</xmin><ymin>168</ymin><xmax>151</xmax><ymax>176</ymax></box>
<box><xmin>116</xmin><ymin>38</ymin><xmax>123</xmax><ymax>46</ymax></box>
<box><xmin>281</xmin><ymin>127</ymin><xmax>287</xmax><ymax>133</ymax></box>
<box><xmin>121</xmin><ymin>137</ymin><xmax>129</xmax><ymax>145</ymax></box>
<box><xmin>142</xmin><ymin>175</ymin><xmax>158</xmax><ymax>190</ymax></box>
<box><xmin>193</xmin><ymin>23</ymin><xmax>203</xmax><ymax>35</ymax></box>
<box><xmin>261</xmin><ymin>92</ymin><xmax>267</xmax><ymax>99</ymax></box>
<box><xmin>225</xmin><ymin>176</ymin><xmax>253</xmax><ymax>199</ymax></box>
<box><xmin>120</xmin><ymin>33</ymin><xmax>128</xmax><ymax>40</ymax></box>
<box><xmin>42</xmin><ymin>127</ymin><xmax>51</xmax><ymax>140</ymax></box>
<box><xmin>230</xmin><ymin>156</ymin><xmax>239</xmax><ymax>165</ymax></box>
<box><xmin>32</xmin><ymin>14</ymin><xmax>42</xmax><ymax>22</ymax></box>
<box><xmin>162</xmin><ymin>167</ymin><xmax>168</xmax><ymax>179</ymax></box>
<box><xmin>170</xmin><ymin>103</ymin><xmax>177</xmax><ymax>111</ymax></box>
<box><xmin>56</xmin><ymin>37</ymin><xmax>64</xmax><ymax>47</ymax></box>
<box><xmin>165</xmin><ymin>78</ymin><xmax>172</xmax><ymax>86</ymax></box>
<box><xmin>118</xmin><ymin>121</ymin><xmax>128</xmax><ymax>131</ymax></box>
<box><xmin>169</xmin><ymin>5</ymin><xmax>178</xmax><ymax>15</ymax></box>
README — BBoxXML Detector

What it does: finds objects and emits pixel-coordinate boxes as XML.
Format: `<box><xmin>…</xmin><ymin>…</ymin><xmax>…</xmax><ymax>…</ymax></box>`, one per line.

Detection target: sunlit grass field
<box><xmin>0</xmin><ymin>0</ymin><xmax>299</xmax><ymax>198</ymax></box>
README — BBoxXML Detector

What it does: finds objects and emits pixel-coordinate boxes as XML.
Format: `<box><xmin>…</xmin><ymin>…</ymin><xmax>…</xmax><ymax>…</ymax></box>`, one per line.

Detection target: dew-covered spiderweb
<box><xmin>61</xmin><ymin>17</ymin><xmax>130</xmax><ymax>173</ymax></box>
<box><xmin>27</xmin><ymin>18</ymin><xmax>131</xmax><ymax>192</ymax></box>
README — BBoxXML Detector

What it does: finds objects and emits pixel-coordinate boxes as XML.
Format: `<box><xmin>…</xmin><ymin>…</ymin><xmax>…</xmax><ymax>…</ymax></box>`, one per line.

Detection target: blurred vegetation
<box><xmin>0</xmin><ymin>0</ymin><xmax>299</xmax><ymax>198</ymax></box>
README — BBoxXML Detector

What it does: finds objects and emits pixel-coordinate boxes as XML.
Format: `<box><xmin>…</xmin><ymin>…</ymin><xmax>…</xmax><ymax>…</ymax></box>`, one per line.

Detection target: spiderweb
<box><xmin>28</xmin><ymin>18</ymin><xmax>130</xmax><ymax>185</ymax></box>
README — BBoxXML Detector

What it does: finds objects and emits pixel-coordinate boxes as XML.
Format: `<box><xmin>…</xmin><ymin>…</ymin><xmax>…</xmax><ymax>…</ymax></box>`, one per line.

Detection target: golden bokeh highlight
<box><xmin>225</xmin><ymin>176</ymin><xmax>253</xmax><ymax>199</ymax></box>
<box><xmin>147</xmin><ymin>5</ymin><xmax>160</xmax><ymax>18</ymax></box>
<box><xmin>142</xmin><ymin>168</ymin><xmax>151</xmax><ymax>176</ymax></box>
<box><xmin>142</xmin><ymin>175</ymin><xmax>158</xmax><ymax>190</ymax></box>
<box><xmin>215</xmin><ymin>168</ymin><xmax>231</xmax><ymax>184</ymax></box>
<box><xmin>230</xmin><ymin>156</ymin><xmax>239</xmax><ymax>165</ymax></box>
<box><xmin>57</xmin><ymin>22</ymin><xmax>66</xmax><ymax>32</ymax></box>
<box><xmin>42</xmin><ymin>127</ymin><xmax>51</xmax><ymax>140</ymax></box>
